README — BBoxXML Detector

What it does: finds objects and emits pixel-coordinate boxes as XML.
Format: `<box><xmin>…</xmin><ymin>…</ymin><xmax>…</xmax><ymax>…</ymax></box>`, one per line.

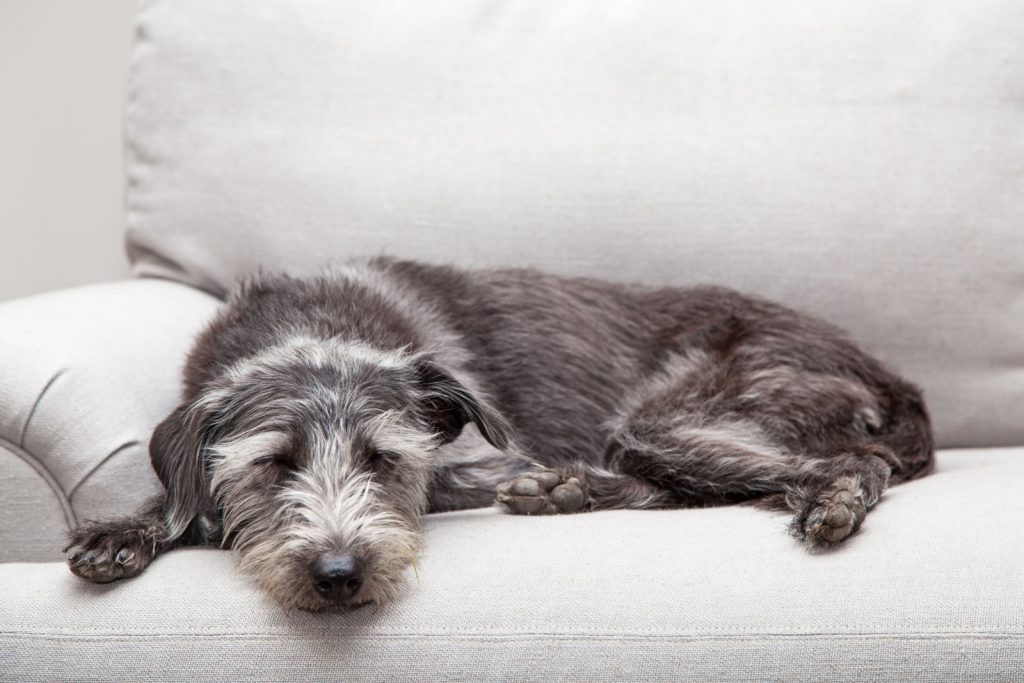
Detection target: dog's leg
<box><xmin>65</xmin><ymin>497</ymin><xmax>168</xmax><ymax>582</ymax></box>
<box><xmin>606</xmin><ymin>415</ymin><xmax>799</xmax><ymax>503</ymax></box>
<box><xmin>429</xmin><ymin>444</ymin><xmax>529</xmax><ymax>512</ymax></box>
<box><xmin>497</xmin><ymin>409</ymin><xmax>902</xmax><ymax>552</ymax></box>
<box><xmin>607</xmin><ymin>415</ymin><xmax>900</xmax><ymax>543</ymax></box>
<box><xmin>496</xmin><ymin>464</ymin><xmax>672</xmax><ymax>514</ymax></box>
<box><xmin>496</xmin><ymin>398</ymin><xmax>800</xmax><ymax>516</ymax></box>
<box><xmin>608</xmin><ymin>406</ymin><xmax>907</xmax><ymax>548</ymax></box>
<box><xmin>784</xmin><ymin>446</ymin><xmax>893</xmax><ymax>548</ymax></box>
<box><xmin>496</xmin><ymin>469</ymin><xmax>588</xmax><ymax>514</ymax></box>
<box><xmin>64</xmin><ymin>495</ymin><xmax>202</xmax><ymax>582</ymax></box>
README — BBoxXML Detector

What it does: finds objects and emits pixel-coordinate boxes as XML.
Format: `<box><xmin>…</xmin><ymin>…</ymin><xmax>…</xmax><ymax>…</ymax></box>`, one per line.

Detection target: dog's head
<box><xmin>150</xmin><ymin>337</ymin><xmax>510</xmax><ymax>611</ymax></box>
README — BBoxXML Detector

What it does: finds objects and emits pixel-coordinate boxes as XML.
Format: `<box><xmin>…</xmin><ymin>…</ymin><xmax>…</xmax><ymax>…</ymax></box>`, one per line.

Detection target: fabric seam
<box><xmin>18</xmin><ymin>368</ymin><xmax>66</xmax><ymax>448</ymax></box>
<box><xmin>1</xmin><ymin>631</ymin><xmax>1022</xmax><ymax>642</ymax></box>
<box><xmin>67</xmin><ymin>440</ymin><xmax>141</xmax><ymax>501</ymax></box>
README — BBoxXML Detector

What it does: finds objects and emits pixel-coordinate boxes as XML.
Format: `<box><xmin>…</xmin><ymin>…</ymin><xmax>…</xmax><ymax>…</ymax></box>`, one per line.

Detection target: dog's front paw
<box><xmin>64</xmin><ymin>520</ymin><xmax>160</xmax><ymax>583</ymax></box>
<box><xmin>496</xmin><ymin>470</ymin><xmax>588</xmax><ymax>515</ymax></box>
<box><xmin>794</xmin><ymin>476</ymin><xmax>867</xmax><ymax>548</ymax></box>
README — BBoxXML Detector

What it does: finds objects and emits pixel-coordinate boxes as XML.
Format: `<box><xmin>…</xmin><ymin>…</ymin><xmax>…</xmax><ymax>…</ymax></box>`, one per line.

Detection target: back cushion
<box><xmin>125</xmin><ymin>0</ymin><xmax>1024</xmax><ymax>448</ymax></box>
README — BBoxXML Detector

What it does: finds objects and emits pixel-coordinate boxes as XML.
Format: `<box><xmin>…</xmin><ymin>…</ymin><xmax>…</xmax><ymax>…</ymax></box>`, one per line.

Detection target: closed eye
<box><xmin>255</xmin><ymin>452</ymin><xmax>296</xmax><ymax>471</ymax></box>
<box><xmin>366</xmin><ymin>448</ymin><xmax>399</xmax><ymax>470</ymax></box>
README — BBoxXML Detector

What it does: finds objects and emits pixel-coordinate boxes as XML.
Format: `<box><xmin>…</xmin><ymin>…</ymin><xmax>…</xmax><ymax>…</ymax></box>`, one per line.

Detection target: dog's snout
<box><xmin>309</xmin><ymin>552</ymin><xmax>365</xmax><ymax>601</ymax></box>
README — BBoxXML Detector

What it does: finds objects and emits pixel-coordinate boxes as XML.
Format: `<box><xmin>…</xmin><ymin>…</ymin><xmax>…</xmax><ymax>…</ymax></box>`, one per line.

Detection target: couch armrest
<box><xmin>0</xmin><ymin>279</ymin><xmax>219</xmax><ymax>562</ymax></box>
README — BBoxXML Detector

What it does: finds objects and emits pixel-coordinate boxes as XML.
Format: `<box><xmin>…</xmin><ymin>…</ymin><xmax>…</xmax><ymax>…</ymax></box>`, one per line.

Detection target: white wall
<box><xmin>0</xmin><ymin>1</ymin><xmax>137</xmax><ymax>301</ymax></box>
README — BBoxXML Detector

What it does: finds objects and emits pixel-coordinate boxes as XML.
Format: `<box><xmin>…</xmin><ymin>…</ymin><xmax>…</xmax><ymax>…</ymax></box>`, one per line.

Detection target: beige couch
<box><xmin>2</xmin><ymin>1</ymin><xmax>1023</xmax><ymax>680</ymax></box>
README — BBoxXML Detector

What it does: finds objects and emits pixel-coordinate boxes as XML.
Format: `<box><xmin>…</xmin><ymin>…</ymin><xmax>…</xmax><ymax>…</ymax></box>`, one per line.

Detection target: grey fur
<box><xmin>65</xmin><ymin>257</ymin><xmax>934</xmax><ymax>611</ymax></box>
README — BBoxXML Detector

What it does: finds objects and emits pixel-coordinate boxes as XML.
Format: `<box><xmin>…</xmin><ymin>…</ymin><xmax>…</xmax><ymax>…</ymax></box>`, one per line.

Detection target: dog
<box><xmin>65</xmin><ymin>257</ymin><xmax>934</xmax><ymax>611</ymax></box>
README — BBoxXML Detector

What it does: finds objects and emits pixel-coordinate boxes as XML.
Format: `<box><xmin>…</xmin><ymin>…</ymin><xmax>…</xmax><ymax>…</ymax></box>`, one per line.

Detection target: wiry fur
<box><xmin>65</xmin><ymin>257</ymin><xmax>934</xmax><ymax>610</ymax></box>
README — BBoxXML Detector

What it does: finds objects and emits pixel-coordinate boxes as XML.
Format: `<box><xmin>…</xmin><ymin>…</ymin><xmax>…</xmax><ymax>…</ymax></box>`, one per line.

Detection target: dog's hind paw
<box><xmin>794</xmin><ymin>476</ymin><xmax>867</xmax><ymax>548</ymax></box>
<box><xmin>64</xmin><ymin>520</ymin><xmax>161</xmax><ymax>583</ymax></box>
<box><xmin>496</xmin><ymin>470</ymin><xmax>588</xmax><ymax>515</ymax></box>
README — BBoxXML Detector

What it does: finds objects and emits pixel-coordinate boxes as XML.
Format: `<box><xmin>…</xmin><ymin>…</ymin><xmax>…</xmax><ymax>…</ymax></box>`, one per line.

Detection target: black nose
<box><xmin>309</xmin><ymin>553</ymin><xmax>365</xmax><ymax>602</ymax></box>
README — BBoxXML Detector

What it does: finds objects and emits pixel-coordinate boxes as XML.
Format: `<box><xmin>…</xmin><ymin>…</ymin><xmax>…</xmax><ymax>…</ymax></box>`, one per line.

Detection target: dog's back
<box><xmin>376</xmin><ymin>258</ymin><xmax>932</xmax><ymax>477</ymax></box>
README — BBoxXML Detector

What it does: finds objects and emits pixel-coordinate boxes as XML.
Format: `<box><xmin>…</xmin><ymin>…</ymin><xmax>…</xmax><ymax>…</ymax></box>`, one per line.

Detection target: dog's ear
<box><xmin>415</xmin><ymin>360</ymin><xmax>513</xmax><ymax>450</ymax></box>
<box><xmin>149</xmin><ymin>402</ymin><xmax>215</xmax><ymax>542</ymax></box>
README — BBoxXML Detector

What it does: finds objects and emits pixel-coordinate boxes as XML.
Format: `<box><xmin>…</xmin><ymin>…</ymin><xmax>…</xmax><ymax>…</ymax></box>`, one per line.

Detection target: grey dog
<box><xmin>65</xmin><ymin>257</ymin><xmax>934</xmax><ymax>611</ymax></box>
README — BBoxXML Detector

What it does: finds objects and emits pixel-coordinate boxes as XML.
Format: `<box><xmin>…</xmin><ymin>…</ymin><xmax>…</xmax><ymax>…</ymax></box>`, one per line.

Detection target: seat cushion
<box><xmin>124</xmin><ymin>0</ymin><xmax>1024</xmax><ymax>449</ymax></box>
<box><xmin>3</xmin><ymin>447</ymin><xmax>1022</xmax><ymax>681</ymax></box>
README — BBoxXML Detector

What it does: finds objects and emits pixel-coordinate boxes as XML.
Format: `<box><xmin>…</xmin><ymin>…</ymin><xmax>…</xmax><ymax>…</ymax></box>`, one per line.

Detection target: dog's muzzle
<box><xmin>308</xmin><ymin>552</ymin><xmax>365</xmax><ymax>603</ymax></box>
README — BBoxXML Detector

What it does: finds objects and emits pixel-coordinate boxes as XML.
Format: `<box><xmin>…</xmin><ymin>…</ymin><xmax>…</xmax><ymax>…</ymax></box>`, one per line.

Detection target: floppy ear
<box><xmin>149</xmin><ymin>402</ymin><xmax>215</xmax><ymax>542</ymax></box>
<box><xmin>415</xmin><ymin>360</ymin><xmax>513</xmax><ymax>450</ymax></box>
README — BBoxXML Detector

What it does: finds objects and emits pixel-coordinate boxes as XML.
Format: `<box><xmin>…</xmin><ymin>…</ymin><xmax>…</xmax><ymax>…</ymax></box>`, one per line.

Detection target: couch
<box><xmin>2</xmin><ymin>1</ymin><xmax>1022</xmax><ymax>680</ymax></box>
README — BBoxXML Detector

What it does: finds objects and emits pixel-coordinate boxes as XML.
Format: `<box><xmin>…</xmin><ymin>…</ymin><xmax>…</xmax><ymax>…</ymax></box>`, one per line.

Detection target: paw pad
<box><xmin>64</xmin><ymin>523</ymin><xmax>156</xmax><ymax>583</ymax></box>
<box><xmin>496</xmin><ymin>470</ymin><xmax>588</xmax><ymax>515</ymax></box>
<box><xmin>801</xmin><ymin>484</ymin><xmax>867</xmax><ymax>547</ymax></box>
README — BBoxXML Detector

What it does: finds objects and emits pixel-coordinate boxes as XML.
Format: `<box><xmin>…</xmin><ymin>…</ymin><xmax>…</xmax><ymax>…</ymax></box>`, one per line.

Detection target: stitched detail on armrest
<box><xmin>0</xmin><ymin>436</ymin><xmax>77</xmax><ymax>529</ymax></box>
<box><xmin>67</xmin><ymin>440</ymin><xmax>142</xmax><ymax>501</ymax></box>
<box><xmin>18</xmin><ymin>368</ymin><xmax>67</xmax><ymax>448</ymax></box>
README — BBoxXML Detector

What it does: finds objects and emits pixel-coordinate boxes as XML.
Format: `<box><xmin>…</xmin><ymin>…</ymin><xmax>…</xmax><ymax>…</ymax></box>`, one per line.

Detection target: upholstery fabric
<box><xmin>2</xmin><ymin>447</ymin><xmax>1022</xmax><ymax>682</ymax></box>
<box><xmin>124</xmin><ymin>0</ymin><xmax>1024</xmax><ymax>448</ymax></box>
<box><xmin>0</xmin><ymin>444</ymin><xmax>69</xmax><ymax>563</ymax></box>
<box><xmin>0</xmin><ymin>280</ymin><xmax>220</xmax><ymax>561</ymax></box>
